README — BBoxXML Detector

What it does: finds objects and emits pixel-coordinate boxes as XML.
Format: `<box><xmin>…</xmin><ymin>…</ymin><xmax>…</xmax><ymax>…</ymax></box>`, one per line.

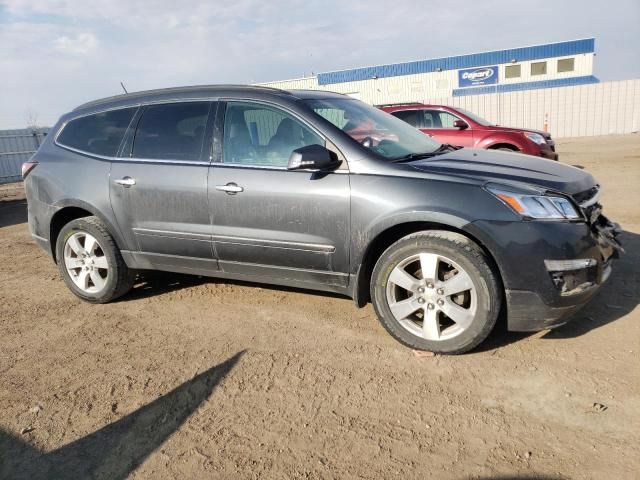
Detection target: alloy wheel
<box><xmin>385</xmin><ymin>252</ymin><xmax>477</xmax><ymax>341</ymax></box>
<box><xmin>63</xmin><ymin>232</ymin><xmax>109</xmax><ymax>293</ymax></box>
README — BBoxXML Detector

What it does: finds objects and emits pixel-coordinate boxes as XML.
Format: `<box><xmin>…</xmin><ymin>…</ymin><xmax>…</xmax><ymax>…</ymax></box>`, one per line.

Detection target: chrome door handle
<box><xmin>215</xmin><ymin>183</ymin><xmax>244</xmax><ymax>194</ymax></box>
<box><xmin>114</xmin><ymin>176</ymin><xmax>136</xmax><ymax>187</ymax></box>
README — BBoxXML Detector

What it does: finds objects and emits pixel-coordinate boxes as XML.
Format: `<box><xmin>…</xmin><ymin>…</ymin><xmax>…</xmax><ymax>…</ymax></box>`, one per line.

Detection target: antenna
<box><xmin>120</xmin><ymin>82</ymin><xmax>128</xmax><ymax>94</ymax></box>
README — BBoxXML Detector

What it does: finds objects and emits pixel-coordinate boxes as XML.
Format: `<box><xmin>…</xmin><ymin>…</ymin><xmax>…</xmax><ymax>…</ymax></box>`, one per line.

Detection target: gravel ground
<box><xmin>1</xmin><ymin>134</ymin><xmax>639</xmax><ymax>479</ymax></box>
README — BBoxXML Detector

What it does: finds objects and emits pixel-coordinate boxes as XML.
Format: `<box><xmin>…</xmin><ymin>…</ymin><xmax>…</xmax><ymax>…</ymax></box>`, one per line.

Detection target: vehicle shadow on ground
<box><xmin>126</xmin><ymin>231</ymin><xmax>638</xmax><ymax>352</ymax></box>
<box><xmin>0</xmin><ymin>200</ymin><xmax>28</xmax><ymax>228</ymax></box>
<box><xmin>0</xmin><ymin>351</ymin><xmax>244</xmax><ymax>480</ymax></box>
<box><xmin>471</xmin><ymin>477</ymin><xmax>563</xmax><ymax>480</ymax></box>
<box><xmin>479</xmin><ymin>230</ymin><xmax>639</xmax><ymax>351</ymax></box>
<box><xmin>541</xmin><ymin>229</ymin><xmax>639</xmax><ymax>340</ymax></box>
<box><xmin>470</xmin><ymin>476</ymin><xmax>562</xmax><ymax>480</ymax></box>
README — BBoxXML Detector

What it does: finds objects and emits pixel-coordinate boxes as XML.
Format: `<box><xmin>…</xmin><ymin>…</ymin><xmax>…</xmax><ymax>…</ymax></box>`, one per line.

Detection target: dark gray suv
<box><xmin>23</xmin><ymin>85</ymin><xmax>622</xmax><ymax>354</ymax></box>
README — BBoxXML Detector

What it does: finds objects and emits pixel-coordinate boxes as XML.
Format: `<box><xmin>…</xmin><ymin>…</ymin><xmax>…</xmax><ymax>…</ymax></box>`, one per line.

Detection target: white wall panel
<box><xmin>260</xmin><ymin>76</ymin><xmax>640</xmax><ymax>138</ymax></box>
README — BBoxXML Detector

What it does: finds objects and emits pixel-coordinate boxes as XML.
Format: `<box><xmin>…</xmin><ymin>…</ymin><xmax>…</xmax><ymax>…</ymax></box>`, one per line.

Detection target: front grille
<box><xmin>573</xmin><ymin>185</ymin><xmax>600</xmax><ymax>207</ymax></box>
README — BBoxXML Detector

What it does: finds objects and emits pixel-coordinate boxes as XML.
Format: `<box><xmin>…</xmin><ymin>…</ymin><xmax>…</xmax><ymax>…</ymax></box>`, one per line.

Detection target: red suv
<box><xmin>380</xmin><ymin>104</ymin><xmax>558</xmax><ymax>160</ymax></box>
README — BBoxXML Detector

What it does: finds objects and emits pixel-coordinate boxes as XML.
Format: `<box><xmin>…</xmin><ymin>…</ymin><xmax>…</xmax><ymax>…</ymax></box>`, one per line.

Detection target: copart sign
<box><xmin>458</xmin><ymin>66</ymin><xmax>499</xmax><ymax>87</ymax></box>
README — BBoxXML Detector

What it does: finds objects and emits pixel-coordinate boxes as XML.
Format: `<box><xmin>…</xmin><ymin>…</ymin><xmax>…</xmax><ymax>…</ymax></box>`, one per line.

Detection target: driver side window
<box><xmin>423</xmin><ymin>110</ymin><xmax>459</xmax><ymax>129</ymax></box>
<box><xmin>223</xmin><ymin>102</ymin><xmax>324</xmax><ymax>167</ymax></box>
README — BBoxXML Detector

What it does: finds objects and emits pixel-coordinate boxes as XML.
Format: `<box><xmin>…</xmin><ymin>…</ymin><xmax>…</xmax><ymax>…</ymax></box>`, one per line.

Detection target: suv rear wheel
<box><xmin>371</xmin><ymin>231</ymin><xmax>501</xmax><ymax>354</ymax></box>
<box><xmin>55</xmin><ymin>216</ymin><xmax>135</xmax><ymax>303</ymax></box>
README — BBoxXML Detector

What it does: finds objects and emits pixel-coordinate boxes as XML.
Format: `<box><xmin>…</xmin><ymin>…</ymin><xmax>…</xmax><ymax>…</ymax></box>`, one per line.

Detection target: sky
<box><xmin>0</xmin><ymin>0</ymin><xmax>639</xmax><ymax>129</ymax></box>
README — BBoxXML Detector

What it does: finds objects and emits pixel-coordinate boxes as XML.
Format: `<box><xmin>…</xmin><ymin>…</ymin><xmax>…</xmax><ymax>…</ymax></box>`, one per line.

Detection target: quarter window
<box><xmin>57</xmin><ymin>107</ymin><xmax>137</xmax><ymax>157</ymax></box>
<box><xmin>505</xmin><ymin>64</ymin><xmax>521</xmax><ymax>79</ymax></box>
<box><xmin>531</xmin><ymin>61</ymin><xmax>547</xmax><ymax>76</ymax></box>
<box><xmin>132</xmin><ymin>102</ymin><xmax>210</xmax><ymax>161</ymax></box>
<box><xmin>223</xmin><ymin>102</ymin><xmax>324</xmax><ymax>167</ymax></box>
<box><xmin>557</xmin><ymin>58</ymin><xmax>575</xmax><ymax>73</ymax></box>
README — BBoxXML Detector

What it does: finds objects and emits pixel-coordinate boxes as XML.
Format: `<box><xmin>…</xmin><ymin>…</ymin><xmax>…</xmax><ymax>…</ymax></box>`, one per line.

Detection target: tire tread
<box><xmin>370</xmin><ymin>230</ymin><xmax>501</xmax><ymax>354</ymax></box>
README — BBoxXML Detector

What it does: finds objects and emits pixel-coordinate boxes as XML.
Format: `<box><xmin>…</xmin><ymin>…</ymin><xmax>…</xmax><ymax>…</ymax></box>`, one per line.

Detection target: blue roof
<box><xmin>317</xmin><ymin>39</ymin><xmax>595</xmax><ymax>85</ymax></box>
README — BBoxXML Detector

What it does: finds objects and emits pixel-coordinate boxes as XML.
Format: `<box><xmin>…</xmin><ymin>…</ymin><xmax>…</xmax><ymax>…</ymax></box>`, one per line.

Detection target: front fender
<box><xmin>476</xmin><ymin>132</ymin><xmax>528</xmax><ymax>151</ymax></box>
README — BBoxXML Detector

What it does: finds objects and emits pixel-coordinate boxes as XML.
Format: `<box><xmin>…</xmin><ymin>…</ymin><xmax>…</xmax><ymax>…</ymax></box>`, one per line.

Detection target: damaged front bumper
<box><xmin>467</xmin><ymin>198</ymin><xmax>624</xmax><ymax>332</ymax></box>
<box><xmin>508</xmin><ymin>208</ymin><xmax>623</xmax><ymax>331</ymax></box>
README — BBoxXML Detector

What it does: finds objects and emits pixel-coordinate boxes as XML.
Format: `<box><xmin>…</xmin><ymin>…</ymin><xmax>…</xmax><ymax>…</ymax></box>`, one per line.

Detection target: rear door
<box><xmin>109</xmin><ymin>101</ymin><xmax>219</xmax><ymax>273</ymax></box>
<box><xmin>420</xmin><ymin>109</ymin><xmax>474</xmax><ymax>147</ymax></box>
<box><xmin>208</xmin><ymin>100</ymin><xmax>350</xmax><ymax>288</ymax></box>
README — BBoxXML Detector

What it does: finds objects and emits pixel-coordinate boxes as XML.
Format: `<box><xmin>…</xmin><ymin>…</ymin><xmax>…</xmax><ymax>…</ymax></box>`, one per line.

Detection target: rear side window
<box><xmin>132</xmin><ymin>102</ymin><xmax>210</xmax><ymax>161</ymax></box>
<box><xmin>391</xmin><ymin>110</ymin><xmax>421</xmax><ymax>127</ymax></box>
<box><xmin>57</xmin><ymin>107</ymin><xmax>137</xmax><ymax>157</ymax></box>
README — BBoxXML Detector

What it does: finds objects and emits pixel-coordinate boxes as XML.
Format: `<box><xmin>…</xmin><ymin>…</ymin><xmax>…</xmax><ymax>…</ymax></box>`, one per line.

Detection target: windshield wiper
<box><xmin>391</xmin><ymin>144</ymin><xmax>461</xmax><ymax>163</ymax></box>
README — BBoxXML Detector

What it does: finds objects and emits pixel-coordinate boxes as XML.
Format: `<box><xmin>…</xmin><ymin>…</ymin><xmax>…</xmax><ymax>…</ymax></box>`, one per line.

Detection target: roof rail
<box><xmin>375</xmin><ymin>102</ymin><xmax>426</xmax><ymax>108</ymax></box>
<box><xmin>73</xmin><ymin>84</ymin><xmax>291</xmax><ymax>111</ymax></box>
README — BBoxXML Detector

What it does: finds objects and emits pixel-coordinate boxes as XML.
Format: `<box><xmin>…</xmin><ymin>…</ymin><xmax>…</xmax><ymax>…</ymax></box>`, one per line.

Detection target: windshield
<box><xmin>302</xmin><ymin>98</ymin><xmax>441</xmax><ymax>160</ymax></box>
<box><xmin>456</xmin><ymin>108</ymin><xmax>494</xmax><ymax>126</ymax></box>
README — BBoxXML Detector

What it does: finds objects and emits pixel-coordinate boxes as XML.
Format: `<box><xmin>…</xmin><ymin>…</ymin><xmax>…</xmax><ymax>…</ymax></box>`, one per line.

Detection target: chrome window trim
<box><xmin>211</xmin><ymin>162</ymin><xmax>347</xmax><ymax>173</ymax></box>
<box><xmin>53</xmin><ymin>143</ymin><xmax>211</xmax><ymax>166</ymax></box>
<box><xmin>53</xmin><ymin>97</ymin><xmax>348</xmax><ymax>170</ymax></box>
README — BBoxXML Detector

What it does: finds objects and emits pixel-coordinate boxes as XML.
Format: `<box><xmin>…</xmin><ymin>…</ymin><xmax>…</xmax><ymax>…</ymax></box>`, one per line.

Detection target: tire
<box><xmin>370</xmin><ymin>231</ymin><xmax>501</xmax><ymax>354</ymax></box>
<box><xmin>496</xmin><ymin>147</ymin><xmax>518</xmax><ymax>152</ymax></box>
<box><xmin>55</xmin><ymin>216</ymin><xmax>136</xmax><ymax>303</ymax></box>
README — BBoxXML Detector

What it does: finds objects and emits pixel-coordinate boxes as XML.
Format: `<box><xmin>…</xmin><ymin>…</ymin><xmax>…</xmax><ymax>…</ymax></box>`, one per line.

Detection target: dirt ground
<box><xmin>1</xmin><ymin>134</ymin><xmax>639</xmax><ymax>479</ymax></box>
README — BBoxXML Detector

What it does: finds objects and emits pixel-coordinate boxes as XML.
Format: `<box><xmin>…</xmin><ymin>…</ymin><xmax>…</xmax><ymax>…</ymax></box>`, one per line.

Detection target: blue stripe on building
<box><xmin>317</xmin><ymin>39</ymin><xmax>595</xmax><ymax>85</ymax></box>
<box><xmin>451</xmin><ymin>75</ymin><xmax>599</xmax><ymax>96</ymax></box>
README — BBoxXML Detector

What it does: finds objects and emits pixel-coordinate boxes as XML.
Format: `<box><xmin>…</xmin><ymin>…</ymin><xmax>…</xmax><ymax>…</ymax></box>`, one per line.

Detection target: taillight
<box><xmin>22</xmin><ymin>161</ymin><xmax>38</xmax><ymax>179</ymax></box>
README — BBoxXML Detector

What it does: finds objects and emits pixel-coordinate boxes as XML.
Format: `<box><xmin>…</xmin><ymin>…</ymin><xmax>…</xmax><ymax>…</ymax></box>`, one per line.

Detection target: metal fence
<box><xmin>0</xmin><ymin>128</ymin><xmax>48</xmax><ymax>185</ymax></box>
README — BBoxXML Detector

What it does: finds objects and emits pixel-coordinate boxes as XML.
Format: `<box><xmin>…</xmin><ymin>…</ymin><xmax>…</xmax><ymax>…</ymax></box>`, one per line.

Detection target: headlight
<box><xmin>524</xmin><ymin>132</ymin><xmax>546</xmax><ymax>145</ymax></box>
<box><xmin>487</xmin><ymin>186</ymin><xmax>581</xmax><ymax>220</ymax></box>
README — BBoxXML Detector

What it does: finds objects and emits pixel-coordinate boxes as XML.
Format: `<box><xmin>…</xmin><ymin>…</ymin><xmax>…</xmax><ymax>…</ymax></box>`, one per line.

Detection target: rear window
<box><xmin>57</xmin><ymin>107</ymin><xmax>137</xmax><ymax>157</ymax></box>
<box><xmin>132</xmin><ymin>102</ymin><xmax>210</xmax><ymax>161</ymax></box>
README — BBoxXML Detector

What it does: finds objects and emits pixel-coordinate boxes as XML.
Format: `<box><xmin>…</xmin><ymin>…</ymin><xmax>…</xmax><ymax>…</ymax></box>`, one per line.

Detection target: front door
<box><xmin>209</xmin><ymin>100</ymin><xmax>350</xmax><ymax>288</ymax></box>
<box><xmin>420</xmin><ymin>109</ymin><xmax>474</xmax><ymax>147</ymax></box>
<box><xmin>109</xmin><ymin>101</ymin><xmax>218</xmax><ymax>273</ymax></box>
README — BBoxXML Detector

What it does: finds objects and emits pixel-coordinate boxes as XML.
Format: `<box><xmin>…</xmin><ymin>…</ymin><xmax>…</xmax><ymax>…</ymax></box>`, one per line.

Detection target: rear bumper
<box><xmin>31</xmin><ymin>233</ymin><xmax>52</xmax><ymax>256</ymax></box>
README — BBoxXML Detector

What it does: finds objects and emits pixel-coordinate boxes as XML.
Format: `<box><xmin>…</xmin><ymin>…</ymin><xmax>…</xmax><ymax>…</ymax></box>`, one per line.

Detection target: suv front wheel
<box><xmin>55</xmin><ymin>216</ymin><xmax>136</xmax><ymax>303</ymax></box>
<box><xmin>371</xmin><ymin>231</ymin><xmax>501</xmax><ymax>354</ymax></box>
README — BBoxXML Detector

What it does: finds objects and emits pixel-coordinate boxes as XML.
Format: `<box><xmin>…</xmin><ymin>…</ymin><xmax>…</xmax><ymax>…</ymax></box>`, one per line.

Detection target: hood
<box><xmin>409</xmin><ymin>148</ymin><xmax>594</xmax><ymax>195</ymax></box>
<box><xmin>482</xmin><ymin>124</ymin><xmax>552</xmax><ymax>139</ymax></box>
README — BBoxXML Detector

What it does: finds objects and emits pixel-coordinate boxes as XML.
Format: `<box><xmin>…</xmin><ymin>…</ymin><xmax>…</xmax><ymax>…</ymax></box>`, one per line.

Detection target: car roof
<box><xmin>378</xmin><ymin>103</ymin><xmax>454</xmax><ymax>112</ymax></box>
<box><xmin>72</xmin><ymin>85</ymin><xmax>347</xmax><ymax>115</ymax></box>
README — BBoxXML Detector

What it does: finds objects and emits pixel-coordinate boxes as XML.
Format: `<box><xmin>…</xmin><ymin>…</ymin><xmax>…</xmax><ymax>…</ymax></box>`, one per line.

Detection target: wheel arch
<box><xmin>353</xmin><ymin>220</ymin><xmax>504</xmax><ymax>308</ymax></box>
<box><xmin>487</xmin><ymin>142</ymin><xmax>520</xmax><ymax>151</ymax></box>
<box><xmin>49</xmin><ymin>200</ymin><xmax>126</xmax><ymax>263</ymax></box>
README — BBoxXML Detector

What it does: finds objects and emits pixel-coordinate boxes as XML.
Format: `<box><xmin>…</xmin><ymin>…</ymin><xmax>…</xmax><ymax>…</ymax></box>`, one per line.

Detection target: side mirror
<box><xmin>287</xmin><ymin>144</ymin><xmax>341</xmax><ymax>171</ymax></box>
<box><xmin>453</xmin><ymin>119</ymin><xmax>469</xmax><ymax>129</ymax></box>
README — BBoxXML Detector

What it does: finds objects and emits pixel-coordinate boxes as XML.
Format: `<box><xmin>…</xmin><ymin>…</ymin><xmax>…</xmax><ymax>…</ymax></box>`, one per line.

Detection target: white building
<box><xmin>259</xmin><ymin>39</ymin><xmax>597</xmax><ymax>105</ymax></box>
<box><xmin>260</xmin><ymin>39</ymin><xmax>640</xmax><ymax>137</ymax></box>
